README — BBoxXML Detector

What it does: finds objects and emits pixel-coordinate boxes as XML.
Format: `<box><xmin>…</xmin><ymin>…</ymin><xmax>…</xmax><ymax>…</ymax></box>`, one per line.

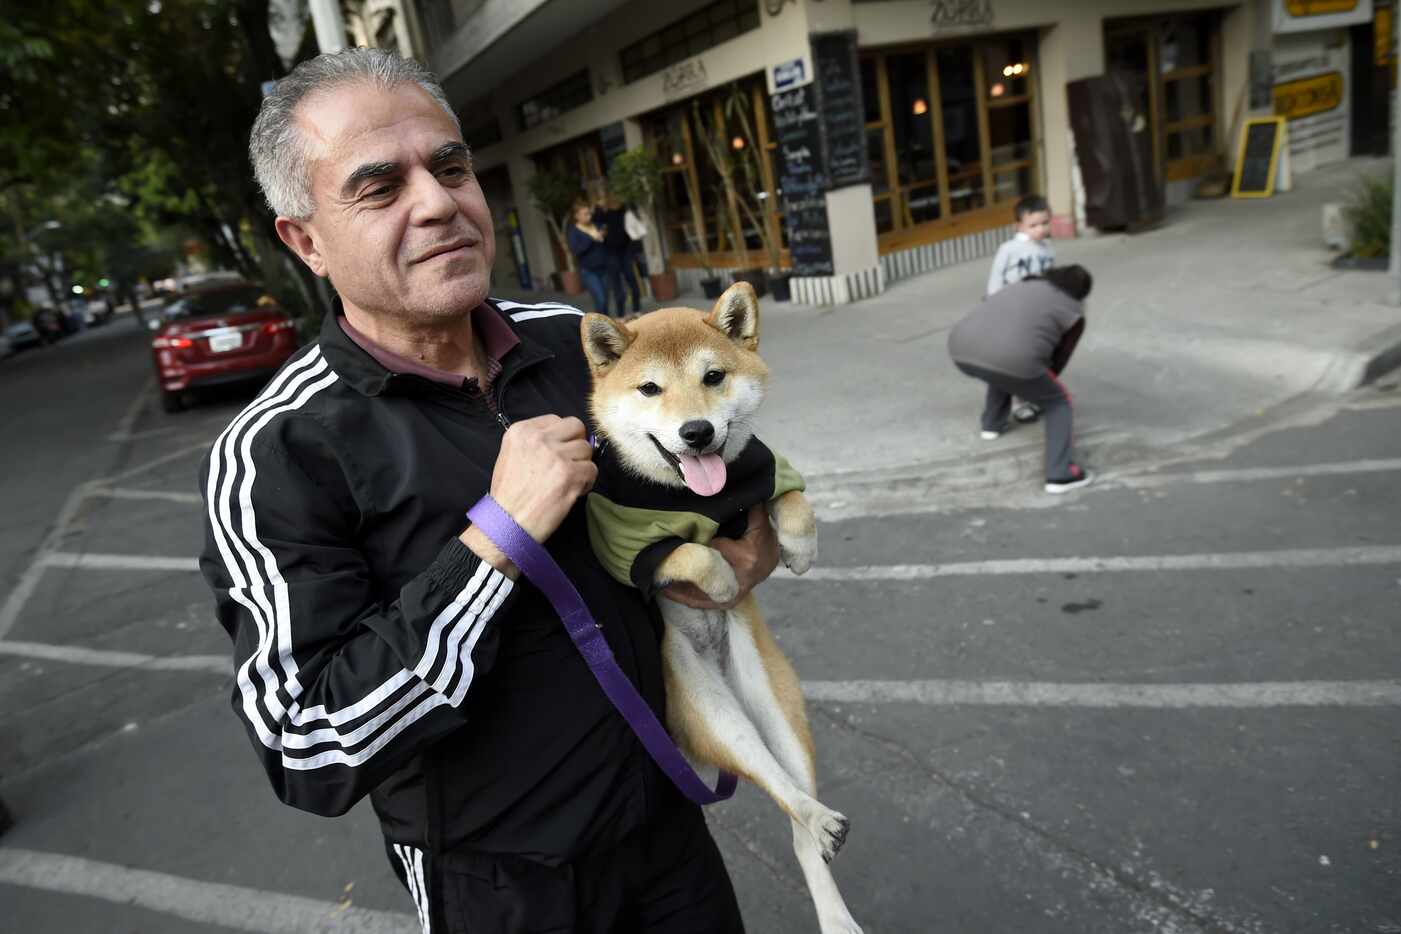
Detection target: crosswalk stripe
<box><xmin>778</xmin><ymin>545</ymin><xmax>1401</xmax><ymax>581</ymax></box>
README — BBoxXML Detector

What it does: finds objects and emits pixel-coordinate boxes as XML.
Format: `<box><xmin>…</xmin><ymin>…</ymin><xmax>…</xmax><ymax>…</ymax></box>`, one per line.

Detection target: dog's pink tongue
<box><xmin>678</xmin><ymin>452</ymin><xmax>727</xmax><ymax>496</ymax></box>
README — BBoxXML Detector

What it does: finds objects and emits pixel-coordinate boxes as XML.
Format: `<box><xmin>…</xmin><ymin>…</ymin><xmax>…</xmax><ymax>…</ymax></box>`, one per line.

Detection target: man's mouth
<box><xmin>413</xmin><ymin>239</ymin><xmax>475</xmax><ymax>264</ymax></box>
<box><xmin>647</xmin><ymin>434</ymin><xmax>727</xmax><ymax>497</ymax></box>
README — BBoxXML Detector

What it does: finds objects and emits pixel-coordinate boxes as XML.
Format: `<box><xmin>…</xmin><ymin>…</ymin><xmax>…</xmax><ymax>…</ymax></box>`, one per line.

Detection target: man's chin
<box><xmin>412</xmin><ymin>274</ymin><xmax>489</xmax><ymax>318</ymax></box>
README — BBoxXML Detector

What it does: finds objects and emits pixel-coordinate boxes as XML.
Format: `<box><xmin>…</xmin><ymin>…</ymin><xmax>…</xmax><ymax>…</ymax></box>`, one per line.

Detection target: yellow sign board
<box><xmin>1286</xmin><ymin>0</ymin><xmax>1359</xmax><ymax>14</ymax></box>
<box><xmin>1273</xmin><ymin>71</ymin><xmax>1344</xmax><ymax>120</ymax></box>
<box><xmin>1232</xmin><ymin>117</ymin><xmax>1287</xmax><ymax>199</ymax></box>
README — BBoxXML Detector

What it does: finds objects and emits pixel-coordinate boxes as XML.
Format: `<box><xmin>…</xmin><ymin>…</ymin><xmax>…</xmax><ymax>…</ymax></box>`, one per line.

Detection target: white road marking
<box><xmin>0</xmin><ymin>483</ymin><xmax>95</xmax><ymax>641</ymax></box>
<box><xmin>1110</xmin><ymin>458</ymin><xmax>1401</xmax><ymax>490</ymax></box>
<box><xmin>107</xmin><ymin>378</ymin><xmax>153</xmax><ymax>441</ymax></box>
<box><xmin>88</xmin><ymin>486</ymin><xmax>204</xmax><ymax>505</ymax></box>
<box><xmin>779</xmin><ymin>545</ymin><xmax>1401</xmax><ymax>581</ymax></box>
<box><xmin>5</xmin><ymin>636</ymin><xmax>1398</xmax><ymax>712</ymax></box>
<box><xmin>41</xmin><ymin>552</ymin><xmax>199</xmax><ymax>572</ymax></box>
<box><xmin>803</xmin><ymin>679</ymin><xmax>1401</xmax><ymax>708</ymax></box>
<box><xmin>0</xmin><ymin>640</ymin><xmax>227</xmax><ymax>674</ymax></box>
<box><xmin>0</xmin><ymin>848</ymin><xmax>417</xmax><ymax>934</ymax></box>
<box><xmin>98</xmin><ymin>439</ymin><xmax>214</xmax><ymax>485</ymax></box>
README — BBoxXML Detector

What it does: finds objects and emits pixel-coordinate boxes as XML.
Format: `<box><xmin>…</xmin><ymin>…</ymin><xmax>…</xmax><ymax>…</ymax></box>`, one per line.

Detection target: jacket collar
<box><xmin>318</xmin><ymin>297</ymin><xmax>552</xmax><ymax>397</ymax></box>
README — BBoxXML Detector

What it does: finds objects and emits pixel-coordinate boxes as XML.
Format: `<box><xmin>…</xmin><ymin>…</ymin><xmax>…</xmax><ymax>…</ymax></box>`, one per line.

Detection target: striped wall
<box><xmin>880</xmin><ymin>224</ymin><xmax>1016</xmax><ymax>286</ymax></box>
<box><xmin>789</xmin><ymin>265</ymin><xmax>885</xmax><ymax>306</ymax></box>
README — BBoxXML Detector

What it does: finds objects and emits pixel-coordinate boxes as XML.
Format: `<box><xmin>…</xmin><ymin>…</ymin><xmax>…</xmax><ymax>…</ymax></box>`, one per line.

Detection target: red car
<box><xmin>151</xmin><ymin>282</ymin><xmax>300</xmax><ymax>412</ymax></box>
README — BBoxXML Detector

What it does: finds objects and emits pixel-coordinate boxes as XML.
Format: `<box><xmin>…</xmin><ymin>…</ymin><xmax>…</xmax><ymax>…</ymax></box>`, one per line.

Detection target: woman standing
<box><xmin>948</xmin><ymin>265</ymin><xmax>1093</xmax><ymax>494</ymax></box>
<box><xmin>566</xmin><ymin>199</ymin><xmax>615</xmax><ymax>316</ymax></box>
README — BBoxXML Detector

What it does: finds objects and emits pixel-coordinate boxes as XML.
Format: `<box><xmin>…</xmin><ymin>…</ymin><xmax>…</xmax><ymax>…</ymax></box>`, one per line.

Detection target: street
<box><xmin>0</xmin><ymin>312</ymin><xmax>1397</xmax><ymax>933</ymax></box>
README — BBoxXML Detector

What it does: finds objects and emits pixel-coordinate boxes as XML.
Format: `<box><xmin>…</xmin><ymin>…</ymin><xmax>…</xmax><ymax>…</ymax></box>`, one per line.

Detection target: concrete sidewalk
<box><xmin>494</xmin><ymin>158</ymin><xmax>1401</xmax><ymax>511</ymax></box>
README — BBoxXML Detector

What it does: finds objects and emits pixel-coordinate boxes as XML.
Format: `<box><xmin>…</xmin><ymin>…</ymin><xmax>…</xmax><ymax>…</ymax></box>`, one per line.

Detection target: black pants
<box><xmin>956</xmin><ymin>361</ymin><xmax>1077</xmax><ymax>481</ymax></box>
<box><xmin>388</xmin><ymin>805</ymin><xmax>744</xmax><ymax>934</ymax></box>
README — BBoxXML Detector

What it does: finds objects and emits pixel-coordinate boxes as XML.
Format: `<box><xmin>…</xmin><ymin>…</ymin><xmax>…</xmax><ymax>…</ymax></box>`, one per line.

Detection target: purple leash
<box><xmin>467</xmin><ymin>495</ymin><xmax>738</xmax><ymax>806</ymax></box>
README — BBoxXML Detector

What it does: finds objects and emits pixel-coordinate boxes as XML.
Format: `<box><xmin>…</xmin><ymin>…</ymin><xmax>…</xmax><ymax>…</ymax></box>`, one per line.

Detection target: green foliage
<box><xmin>608</xmin><ymin>148</ymin><xmax>663</xmax><ymax>211</ymax></box>
<box><xmin>1344</xmin><ymin>172</ymin><xmax>1392</xmax><ymax>259</ymax></box>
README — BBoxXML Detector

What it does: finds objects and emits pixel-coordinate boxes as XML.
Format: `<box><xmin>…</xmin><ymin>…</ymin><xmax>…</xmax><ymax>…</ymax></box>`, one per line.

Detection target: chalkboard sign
<box><xmin>771</xmin><ymin>84</ymin><xmax>834</xmax><ymax>276</ymax></box>
<box><xmin>1231</xmin><ymin>117</ymin><xmax>1286</xmax><ymax>198</ymax></box>
<box><xmin>811</xmin><ymin>31</ymin><xmax>869</xmax><ymax>188</ymax></box>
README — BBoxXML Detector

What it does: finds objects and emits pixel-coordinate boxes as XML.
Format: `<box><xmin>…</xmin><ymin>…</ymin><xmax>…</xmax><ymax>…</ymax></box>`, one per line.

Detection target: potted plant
<box><xmin>724</xmin><ymin>85</ymin><xmax>790</xmax><ymax>300</ymax></box>
<box><xmin>682</xmin><ymin>186</ymin><xmax>730</xmax><ymax>299</ymax></box>
<box><xmin>607</xmin><ymin>147</ymin><xmax>679</xmax><ymax>301</ymax></box>
<box><xmin>690</xmin><ymin>97</ymin><xmax>763</xmax><ymax>297</ymax></box>
<box><xmin>527</xmin><ymin>168</ymin><xmax>585</xmax><ymax>295</ymax></box>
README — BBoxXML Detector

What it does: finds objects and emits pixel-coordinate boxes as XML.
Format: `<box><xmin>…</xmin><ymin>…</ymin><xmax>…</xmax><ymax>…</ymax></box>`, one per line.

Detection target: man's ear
<box><xmin>705</xmin><ymin>282</ymin><xmax>759</xmax><ymax>351</ymax></box>
<box><xmin>274</xmin><ymin>217</ymin><xmax>329</xmax><ymax>278</ymax></box>
<box><xmin>580</xmin><ymin>313</ymin><xmax>633</xmax><ymax>371</ymax></box>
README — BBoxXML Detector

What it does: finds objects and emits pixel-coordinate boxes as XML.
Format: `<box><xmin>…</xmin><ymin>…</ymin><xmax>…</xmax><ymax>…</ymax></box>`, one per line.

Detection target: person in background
<box><xmin>567</xmin><ymin>199</ymin><xmax>616</xmax><ymax>316</ymax></box>
<box><xmin>624</xmin><ymin>203</ymin><xmax>649</xmax><ymax>284</ymax></box>
<box><xmin>949</xmin><ymin>265</ymin><xmax>1093</xmax><ymax>495</ymax></box>
<box><xmin>987</xmin><ymin>194</ymin><xmax>1057</xmax><ymax>426</ymax></box>
<box><xmin>597</xmin><ymin>195</ymin><xmax>640</xmax><ymax>315</ymax></box>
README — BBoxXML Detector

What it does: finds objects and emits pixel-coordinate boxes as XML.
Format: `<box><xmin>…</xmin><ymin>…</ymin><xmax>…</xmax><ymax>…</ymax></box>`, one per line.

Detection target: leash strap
<box><xmin>466</xmin><ymin>495</ymin><xmax>738</xmax><ymax>806</ymax></box>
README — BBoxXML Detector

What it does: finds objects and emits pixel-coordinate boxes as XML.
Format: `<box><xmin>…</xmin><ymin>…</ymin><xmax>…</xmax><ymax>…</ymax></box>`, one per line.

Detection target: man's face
<box><xmin>278</xmin><ymin>82</ymin><xmax>495</xmax><ymax>324</ymax></box>
<box><xmin>1017</xmin><ymin>209</ymin><xmax>1051</xmax><ymax>242</ymax></box>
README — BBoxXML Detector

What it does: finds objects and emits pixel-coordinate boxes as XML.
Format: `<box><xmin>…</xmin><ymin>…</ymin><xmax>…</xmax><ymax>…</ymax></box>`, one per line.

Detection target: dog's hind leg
<box><xmin>726</xmin><ymin>604</ymin><xmax>863</xmax><ymax>934</ymax></box>
<box><xmin>662</xmin><ymin>619</ymin><xmax>826</xmax><ymax>836</ymax></box>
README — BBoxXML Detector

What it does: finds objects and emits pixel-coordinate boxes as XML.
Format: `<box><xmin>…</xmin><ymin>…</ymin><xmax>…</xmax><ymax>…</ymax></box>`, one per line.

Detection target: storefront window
<box><xmin>937</xmin><ymin>46</ymin><xmax>986</xmax><ymax>215</ymax></box>
<box><xmin>859</xmin><ymin>33</ymin><xmax>1038</xmax><ymax>249</ymax></box>
<box><xmin>641</xmin><ymin>78</ymin><xmax>783</xmax><ymax>266</ymax></box>
<box><xmin>1106</xmin><ymin>12</ymin><xmax>1220</xmax><ymax>183</ymax></box>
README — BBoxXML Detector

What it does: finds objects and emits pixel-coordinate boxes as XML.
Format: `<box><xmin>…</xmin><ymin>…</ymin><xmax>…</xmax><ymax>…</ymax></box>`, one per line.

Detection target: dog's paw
<box><xmin>698</xmin><ymin>561</ymin><xmax>741</xmax><ymax>604</ymax></box>
<box><xmin>780</xmin><ymin>532</ymin><xmax>817</xmax><ymax>576</ymax></box>
<box><xmin>804</xmin><ymin>804</ymin><xmax>850</xmax><ymax>863</ymax></box>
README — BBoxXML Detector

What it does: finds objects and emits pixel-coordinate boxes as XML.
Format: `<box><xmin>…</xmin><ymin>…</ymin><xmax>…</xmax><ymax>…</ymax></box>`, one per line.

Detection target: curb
<box><xmin>1360</xmin><ymin>321</ymin><xmax>1401</xmax><ymax>386</ymax></box>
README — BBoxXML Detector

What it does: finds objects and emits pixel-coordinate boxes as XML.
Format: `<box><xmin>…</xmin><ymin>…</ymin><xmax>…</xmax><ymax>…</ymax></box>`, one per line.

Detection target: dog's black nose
<box><xmin>678</xmin><ymin>420</ymin><xmax>715</xmax><ymax>451</ymax></box>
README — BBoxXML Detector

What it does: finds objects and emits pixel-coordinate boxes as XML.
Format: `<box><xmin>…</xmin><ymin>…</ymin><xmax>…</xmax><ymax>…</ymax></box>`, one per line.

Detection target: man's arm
<box><xmin>1049</xmin><ymin>317</ymin><xmax>1085</xmax><ymax>376</ymax></box>
<box><xmin>201</xmin><ymin>416</ymin><xmax>594</xmax><ymax>817</ymax></box>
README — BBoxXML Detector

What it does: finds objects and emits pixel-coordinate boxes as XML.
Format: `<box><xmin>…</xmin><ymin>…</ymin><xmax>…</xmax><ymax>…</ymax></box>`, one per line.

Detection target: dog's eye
<box><xmin>637</xmin><ymin>382</ymin><xmax>662</xmax><ymax>397</ymax></box>
<box><xmin>702</xmin><ymin>370</ymin><xmax>726</xmax><ymax>387</ymax></box>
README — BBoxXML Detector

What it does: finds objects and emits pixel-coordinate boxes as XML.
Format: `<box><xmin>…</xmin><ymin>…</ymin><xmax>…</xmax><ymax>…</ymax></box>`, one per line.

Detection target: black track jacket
<box><xmin>198</xmin><ymin>300</ymin><xmax>681</xmax><ymax>864</ymax></box>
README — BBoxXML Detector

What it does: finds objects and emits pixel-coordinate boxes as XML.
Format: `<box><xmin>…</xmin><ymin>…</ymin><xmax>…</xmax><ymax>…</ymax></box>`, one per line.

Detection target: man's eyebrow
<box><xmin>341</xmin><ymin>161</ymin><xmax>399</xmax><ymax>198</ymax></box>
<box><xmin>430</xmin><ymin>142</ymin><xmax>472</xmax><ymax>164</ymax></box>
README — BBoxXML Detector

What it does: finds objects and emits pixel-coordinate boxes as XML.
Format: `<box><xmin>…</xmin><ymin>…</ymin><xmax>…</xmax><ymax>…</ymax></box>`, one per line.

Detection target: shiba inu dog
<box><xmin>581</xmin><ymin>282</ymin><xmax>862</xmax><ymax>934</ymax></box>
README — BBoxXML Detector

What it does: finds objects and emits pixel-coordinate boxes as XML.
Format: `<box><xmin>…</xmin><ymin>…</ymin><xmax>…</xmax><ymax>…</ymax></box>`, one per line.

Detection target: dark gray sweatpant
<box><xmin>955</xmin><ymin>361</ymin><xmax>1077</xmax><ymax>481</ymax></box>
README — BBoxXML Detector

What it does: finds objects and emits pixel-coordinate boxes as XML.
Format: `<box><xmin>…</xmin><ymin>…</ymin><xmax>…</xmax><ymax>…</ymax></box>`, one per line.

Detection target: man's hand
<box><xmin>460</xmin><ymin>415</ymin><xmax>596</xmax><ymax>574</ymax></box>
<box><xmin>662</xmin><ymin>504</ymin><xmax>780</xmax><ymax>610</ymax></box>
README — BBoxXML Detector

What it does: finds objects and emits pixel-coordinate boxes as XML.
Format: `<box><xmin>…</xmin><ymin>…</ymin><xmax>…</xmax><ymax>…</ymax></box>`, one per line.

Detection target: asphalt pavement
<box><xmin>0</xmin><ymin>300</ymin><xmax>1398</xmax><ymax>932</ymax></box>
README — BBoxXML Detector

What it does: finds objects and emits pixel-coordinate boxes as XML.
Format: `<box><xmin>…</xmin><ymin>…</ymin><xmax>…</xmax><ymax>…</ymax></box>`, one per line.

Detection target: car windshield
<box><xmin>164</xmin><ymin>286</ymin><xmax>267</xmax><ymax>321</ymax></box>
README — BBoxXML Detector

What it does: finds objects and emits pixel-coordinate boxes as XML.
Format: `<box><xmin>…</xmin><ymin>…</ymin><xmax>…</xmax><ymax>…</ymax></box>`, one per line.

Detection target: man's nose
<box><xmin>407</xmin><ymin>168</ymin><xmax>457</xmax><ymax>223</ymax></box>
<box><xmin>678</xmin><ymin>420</ymin><xmax>714</xmax><ymax>451</ymax></box>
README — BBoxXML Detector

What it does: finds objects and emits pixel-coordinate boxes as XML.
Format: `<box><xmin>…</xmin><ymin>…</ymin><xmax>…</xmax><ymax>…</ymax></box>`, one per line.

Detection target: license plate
<box><xmin>207</xmin><ymin>329</ymin><xmax>242</xmax><ymax>353</ymax></box>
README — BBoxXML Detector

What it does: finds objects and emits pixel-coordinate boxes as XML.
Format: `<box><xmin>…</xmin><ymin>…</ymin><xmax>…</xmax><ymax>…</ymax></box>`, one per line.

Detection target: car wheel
<box><xmin>160</xmin><ymin>391</ymin><xmax>185</xmax><ymax>414</ymax></box>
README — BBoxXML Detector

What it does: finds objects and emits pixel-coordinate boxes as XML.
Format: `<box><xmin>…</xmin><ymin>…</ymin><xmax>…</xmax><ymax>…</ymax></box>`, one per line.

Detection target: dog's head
<box><xmin>581</xmin><ymin>282</ymin><xmax>768</xmax><ymax>495</ymax></box>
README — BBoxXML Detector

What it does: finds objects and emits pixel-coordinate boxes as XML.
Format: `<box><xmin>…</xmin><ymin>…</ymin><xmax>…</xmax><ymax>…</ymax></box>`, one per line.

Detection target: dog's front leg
<box><xmin>654</xmin><ymin>541</ymin><xmax>740</xmax><ymax>604</ymax></box>
<box><xmin>769</xmin><ymin>489</ymin><xmax>818</xmax><ymax>575</ymax></box>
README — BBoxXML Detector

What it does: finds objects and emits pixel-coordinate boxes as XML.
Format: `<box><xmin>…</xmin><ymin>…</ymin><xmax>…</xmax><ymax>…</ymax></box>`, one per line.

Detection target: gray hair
<box><xmin>249</xmin><ymin>48</ymin><xmax>461</xmax><ymax>219</ymax></box>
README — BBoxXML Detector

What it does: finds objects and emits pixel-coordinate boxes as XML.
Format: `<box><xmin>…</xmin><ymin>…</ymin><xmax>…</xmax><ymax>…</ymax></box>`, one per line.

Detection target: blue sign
<box><xmin>773</xmin><ymin>58</ymin><xmax>805</xmax><ymax>91</ymax></box>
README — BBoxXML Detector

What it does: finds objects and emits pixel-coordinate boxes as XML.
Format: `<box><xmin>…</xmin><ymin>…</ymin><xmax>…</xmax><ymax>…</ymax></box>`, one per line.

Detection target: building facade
<box><xmin>413</xmin><ymin>0</ymin><xmax>1393</xmax><ymax>303</ymax></box>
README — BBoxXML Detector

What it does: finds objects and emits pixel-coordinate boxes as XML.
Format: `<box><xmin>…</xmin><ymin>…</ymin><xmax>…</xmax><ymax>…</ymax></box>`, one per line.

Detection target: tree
<box><xmin>608</xmin><ymin>147</ymin><xmax>665</xmax><ymax>270</ymax></box>
<box><xmin>528</xmin><ymin>169</ymin><xmax>584</xmax><ymax>272</ymax></box>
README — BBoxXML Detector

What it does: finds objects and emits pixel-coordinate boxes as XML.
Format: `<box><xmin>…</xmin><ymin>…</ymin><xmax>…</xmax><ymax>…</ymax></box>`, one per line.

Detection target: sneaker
<box><xmin>980</xmin><ymin>430</ymin><xmax>1002</xmax><ymax>440</ymax></box>
<box><xmin>1045</xmin><ymin>468</ymin><xmax>1094</xmax><ymax>494</ymax></box>
<box><xmin>1013</xmin><ymin>402</ymin><xmax>1043</xmax><ymax>423</ymax></box>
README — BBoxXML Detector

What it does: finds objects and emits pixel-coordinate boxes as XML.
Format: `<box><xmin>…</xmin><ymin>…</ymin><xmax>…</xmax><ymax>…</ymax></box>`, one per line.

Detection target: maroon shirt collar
<box><xmin>338</xmin><ymin>302</ymin><xmax>520</xmax><ymax>389</ymax></box>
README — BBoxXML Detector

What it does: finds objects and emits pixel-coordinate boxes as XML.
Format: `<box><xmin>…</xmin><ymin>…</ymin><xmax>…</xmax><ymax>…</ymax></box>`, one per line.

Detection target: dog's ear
<box><xmin>580</xmin><ymin>313</ymin><xmax>633</xmax><ymax>371</ymax></box>
<box><xmin>706</xmin><ymin>282</ymin><xmax>760</xmax><ymax>351</ymax></box>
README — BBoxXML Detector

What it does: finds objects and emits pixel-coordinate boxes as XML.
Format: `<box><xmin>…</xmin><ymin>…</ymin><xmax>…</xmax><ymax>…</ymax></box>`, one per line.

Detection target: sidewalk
<box><xmin>494</xmin><ymin>157</ymin><xmax>1401</xmax><ymax>511</ymax></box>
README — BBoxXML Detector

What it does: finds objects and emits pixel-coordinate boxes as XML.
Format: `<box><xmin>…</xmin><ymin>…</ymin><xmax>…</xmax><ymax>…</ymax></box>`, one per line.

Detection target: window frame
<box><xmin>860</xmin><ymin>32</ymin><xmax>1042</xmax><ymax>253</ymax></box>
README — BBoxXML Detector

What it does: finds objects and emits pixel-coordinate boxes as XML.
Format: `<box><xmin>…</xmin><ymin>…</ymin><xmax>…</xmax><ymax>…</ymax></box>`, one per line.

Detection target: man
<box><xmin>200</xmin><ymin>48</ymin><xmax>776</xmax><ymax>933</ymax></box>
